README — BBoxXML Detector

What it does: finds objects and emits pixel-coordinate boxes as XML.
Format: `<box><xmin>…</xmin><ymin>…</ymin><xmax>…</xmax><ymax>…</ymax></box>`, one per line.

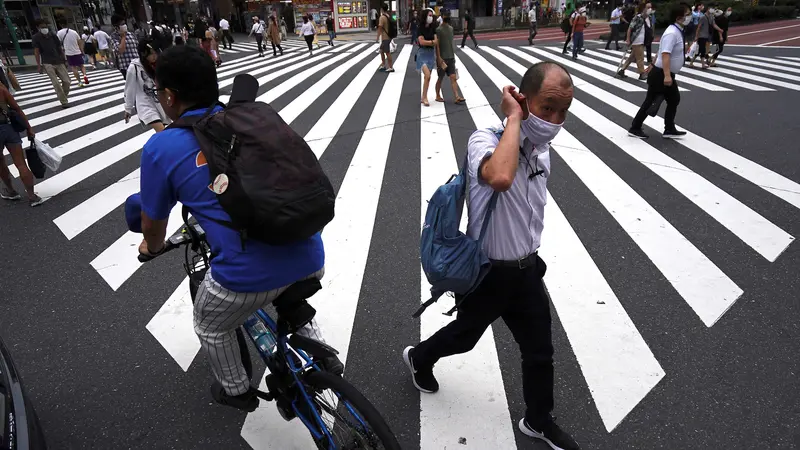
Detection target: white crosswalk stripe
<box><xmin>5</xmin><ymin>44</ymin><xmax>796</xmax><ymax>448</ymax></box>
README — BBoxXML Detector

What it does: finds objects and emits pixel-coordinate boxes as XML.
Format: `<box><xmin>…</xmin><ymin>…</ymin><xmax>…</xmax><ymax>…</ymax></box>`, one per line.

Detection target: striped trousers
<box><xmin>194</xmin><ymin>267</ymin><xmax>327</xmax><ymax>396</ymax></box>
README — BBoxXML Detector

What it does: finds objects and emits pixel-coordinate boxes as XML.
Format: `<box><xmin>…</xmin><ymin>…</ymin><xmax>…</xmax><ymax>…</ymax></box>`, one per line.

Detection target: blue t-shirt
<box><xmin>140</xmin><ymin>106</ymin><xmax>325</xmax><ymax>293</ymax></box>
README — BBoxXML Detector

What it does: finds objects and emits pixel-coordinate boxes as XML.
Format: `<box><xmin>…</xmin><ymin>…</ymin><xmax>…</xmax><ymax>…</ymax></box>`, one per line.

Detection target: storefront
<box><xmin>292</xmin><ymin>0</ymin><xmax>333</xmax><ymax>33</ymax></box>
<box><xmin>37</xmin><ymin>0</ymin><xmax>86</xmax><ymax>32</ymax></box>
<box><xmin>333</xmin><ymin>0</ymin><xmax>367</xmax><ymax>32</ymax></box>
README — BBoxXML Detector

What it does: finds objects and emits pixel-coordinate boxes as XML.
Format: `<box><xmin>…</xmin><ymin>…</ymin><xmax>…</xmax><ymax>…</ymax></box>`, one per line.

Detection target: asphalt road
<box><xmin>1</xmin><ymin>31</ymin><xmax>799</xmax><ymax>450</ymax></box>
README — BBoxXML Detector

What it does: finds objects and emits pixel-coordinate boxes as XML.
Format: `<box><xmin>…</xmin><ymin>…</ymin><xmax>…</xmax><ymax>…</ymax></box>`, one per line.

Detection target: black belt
<box><xmin>490</xmin><ymin>252</ymin><xmax>537</xmax><ymax>269</ymax></box>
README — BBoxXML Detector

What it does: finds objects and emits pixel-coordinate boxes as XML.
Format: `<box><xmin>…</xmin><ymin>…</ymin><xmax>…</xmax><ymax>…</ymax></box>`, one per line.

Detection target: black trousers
<box><xmin>222</xmin><ymin>29</ymin><xmax>233</xmax><ymax>48</ymax></box>
<box><xmin>632</xmin><ymin>66</ymin><xmax>680</xmax><ymax>131</ymax></box>
<box><xmin>606</xmin><ymin>23</ymin><xmax>620</xmax><ymax>49</ymax></box>
<box><xmin>414</xmin><ymin>255</ymin><xmax>554</xmax><ymax>427</ymax></box>
<box><xmin>271</xmin><ymin>41</ymin><xmax>283</xmax><ymax>55</ymax></box>
<box><xmin>461</xmin><ymin>29</ymin><xmax>477</xmax><ymax>48</ymax></box>
<box><xmin>255</xmin><ymin>34</ymin><xmax>264</xmax><ymax>54</ymax></box>
<box><xmin>562</xmin><ymin>31</ymin><xmax>572</xmax><ymax>53</ymax></box>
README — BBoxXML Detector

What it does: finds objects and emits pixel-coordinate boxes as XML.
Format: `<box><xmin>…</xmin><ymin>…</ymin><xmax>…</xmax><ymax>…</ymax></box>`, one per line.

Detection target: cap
<box><xmin>125</xmin><ymin>192</ymin><xmax>143</xmax><ymax>233</ymax></box>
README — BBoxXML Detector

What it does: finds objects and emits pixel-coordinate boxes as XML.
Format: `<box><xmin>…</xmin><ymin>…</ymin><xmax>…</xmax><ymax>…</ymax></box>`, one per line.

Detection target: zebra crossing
<box><xmin>6</xmin><ymin>42</ymin><xmax>799</xmax><ymax>448</ymax></box>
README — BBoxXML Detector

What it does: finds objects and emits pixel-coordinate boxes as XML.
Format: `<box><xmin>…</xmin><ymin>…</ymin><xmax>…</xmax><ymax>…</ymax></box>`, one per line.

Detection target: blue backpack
<box><xmin>413</xmin><ymin>154</ymin><xmax>499</xmax><ymax>318</ymax></box>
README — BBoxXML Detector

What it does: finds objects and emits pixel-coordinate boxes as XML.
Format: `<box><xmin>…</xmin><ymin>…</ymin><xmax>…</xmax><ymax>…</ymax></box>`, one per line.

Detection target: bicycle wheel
<box><xmin>301</xmin><ymin>371</ymin><xmax>400</xmax><ymax>450</ymax></box>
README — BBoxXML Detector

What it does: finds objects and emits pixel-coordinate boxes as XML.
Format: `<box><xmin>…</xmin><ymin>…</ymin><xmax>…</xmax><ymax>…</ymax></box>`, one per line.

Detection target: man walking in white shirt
<box><xmin>219</xmin><ymin>17</ymin><xmax>232</xmax><ymax>49</ymax></box>
<box><xmin>57</xmin><ymin>24</ymin><xmax>89</xmax><ymax>87</ymax></box>
<box><xmin>528</xmin><ymin>3</ymin><xmax>538</xmax><ymax>45</ymax></box>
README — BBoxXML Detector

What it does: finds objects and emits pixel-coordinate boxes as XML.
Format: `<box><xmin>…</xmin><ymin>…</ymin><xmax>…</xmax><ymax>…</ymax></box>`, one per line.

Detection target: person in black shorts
<box><xmin>434</xmin><ymin>9</ymin><xmax>464</xmax><ymax>104</ymax></box>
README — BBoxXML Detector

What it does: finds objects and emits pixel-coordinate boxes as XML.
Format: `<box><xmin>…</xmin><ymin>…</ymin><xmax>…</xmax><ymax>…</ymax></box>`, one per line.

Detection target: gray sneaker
<box><xmin>29</xmin><ymin>195</ymin><xmax>44</xmax><ymax>207</ymax></box>
<box><xmin>1</xmin><ymin>187</ymin><xmax>21</xmax><ymax>200</ymax></box>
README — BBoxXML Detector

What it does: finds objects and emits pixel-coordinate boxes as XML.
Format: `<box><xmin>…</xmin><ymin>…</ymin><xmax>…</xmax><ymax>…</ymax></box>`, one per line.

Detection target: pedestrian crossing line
<box><xmin>504</xmin><ymin>46</ymin><xmax>794</xmax><ymax>263</ymax></box>
<box><xmin>145</xmin><ymin>276</ymin><xmax>201</xmax><ymax>372</ymax></box>
<box><xmin>34</xmin><ymin>132</ymin><xmax>152</xmax><ymax>204</ymax></box>
<box><xmin>256</xmin><ymin>43</ymin><xmax>368</xmax><ymax>104</ymax></box>
<box><xmin>17</xmin><ymin>71</ymin><xmax>119</xmax><ymax>91</ymax></box>
<box><xmin>90</xmin><ymin>204</ymin><xmax>184</xmax><ymax>291</ymax></box>
<box><xmin>549</xmin><ymin>52</ymin><xmax>800</xmax><ymax>213</ymax></box>
<box><xmin>28</xmin><ymin>95</ymin><xmax>122</xmax><ymax>127</ymax></box>
<box><xmin>724</xmin><ymin>55</ymin><xmax>800</xmax><ymax>74</ymax></box>
<box><xmin>494</xmin><ymin>46</ymin><xmax>646</xmax><ymax>93</ymax></box>
<box><xmin>458</xmin><ymin>46</ymin><xmax>666</xmax><ymax>433</ymax></box>
<box><xmin>277</xmin><ymin>49</ymin><xmax>379</xmax><ymax>126</ymax></box>
<box><xmin>240</xmin><ymin>45</ymin><xmax>414</xmax><ymax>450</ymax></box>
<box><xmin>741</xmin><ymin>54</ymin><xmax>800</xmax><ymax>68</ymax></box>
<box><xmin>603</xmin><ymin>49</ymin><xmax>788</xmax><ymax>91</ymax></box>
<box><xmin>775</xmin><ymin>55</ymin><xmax>800</xmax><ymax>64</ymax></box>
<box><xmin>35</xmin><ymin>103</ymin><xmax>128</xmax><ymax>140</ymax></box>
<box><xmin>478</xmin><ymin>45</ymin><xmax>745</xmax><ymax>326</ymax></box>
<box><xmin>24</xmin><ymin>84</ymin><xmax>126</xmax><ymax>115</ymax></box>
<box><xmin>302</xmin><ymin>51</ymin><xmax>386</xmax><ymax>157</ymax></box>
<box><xmin>15</xmin><ymin>75</ymin><xmax>124</xmax><ymax>105</ymax></box>
<box><xmin>53</xmin><ymin>169</ymin><xmax>140</xmax><ymax>240</ymax></box>
<box><xmin>15</xmin><ymin>72</ymin><xmax>123</xmax><ymax>100</ymax></box>
<box><xmin>579</xmin><ymin>48</ymin><xmax>731</xmax><ymax>92</ymax></box>
<box><xmin>218</xmin><ymin>44</ymin><xmax>343</xmax><ymax>90</ymax></box>
<box><xmin>418</xmin><ymin>60</ymin><xmax>516</xmax><ymax>449</ymax></box>
<box><xmin>708</xmin><ymin>58</ymin><xmax>800</xmax><ymax>82</ymax></box>
<box><xmin>535</xmin><ymin>46</ymin><xmax>690</xmax><ymax>92</ymax></box>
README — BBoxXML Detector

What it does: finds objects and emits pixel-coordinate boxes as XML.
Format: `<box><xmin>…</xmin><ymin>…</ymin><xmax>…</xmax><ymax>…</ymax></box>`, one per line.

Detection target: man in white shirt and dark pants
<box><xmin>57</xmin><ymin>24</ymin><xmax>89</xmax><ymax>87</ymax></box>
<box><xmin>528</xmin><ymin>3</ymin><xmax>538</xmax><ymax>45</ymax></box>
<box><xmin>219</xmin><ymin>17</ymin><xmax>232</xmax><ymax>49</ymax></box>
<box><xmin>403</xmin><ymin>62</ymin><xmax>581</xmax><ymax>450</ymax></box>
<box><xmin>628</xmin><ymin>2</ymin><xmax>691</xmax><ymax>139</ymax></box>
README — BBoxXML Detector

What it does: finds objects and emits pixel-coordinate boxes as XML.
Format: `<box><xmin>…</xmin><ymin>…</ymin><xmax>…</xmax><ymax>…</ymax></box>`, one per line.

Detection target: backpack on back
<box><xmin>170</xmin><ymin>101</ymin><xmax>336</xmax><ymax>247</ymax></box>
<box><xmin>385</xmin><ymin>13</ymin><xmax>398</xmax><ymax>39</ymax></box>
<box><xmin>414</xmin><ymin>154</ymin><xmax>498</xmax><ymax>318</ymax></box>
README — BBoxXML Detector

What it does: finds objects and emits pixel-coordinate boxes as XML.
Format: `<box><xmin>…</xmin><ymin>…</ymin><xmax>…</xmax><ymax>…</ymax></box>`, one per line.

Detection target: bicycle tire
<box><xmin>303</xmin><ymin>371</ymin><xmax>401</xmax><ymax>450</ymax></box>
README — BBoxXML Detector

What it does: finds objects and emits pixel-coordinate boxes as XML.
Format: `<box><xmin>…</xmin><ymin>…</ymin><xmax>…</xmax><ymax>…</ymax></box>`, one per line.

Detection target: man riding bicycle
<box><xmin>134</xmin><ymin>46</ymin><xmax>342</xmax><ymax>412</ymax></box>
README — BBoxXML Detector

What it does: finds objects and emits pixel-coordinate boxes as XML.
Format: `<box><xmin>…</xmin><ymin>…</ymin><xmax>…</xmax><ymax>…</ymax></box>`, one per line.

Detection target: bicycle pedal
<box><xmin>255</xmin><ymin>389</ymin><xmax>274</xmax><ymax>401</ymax></box>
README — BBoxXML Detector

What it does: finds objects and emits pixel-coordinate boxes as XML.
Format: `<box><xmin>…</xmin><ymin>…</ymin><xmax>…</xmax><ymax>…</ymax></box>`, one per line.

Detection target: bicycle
<box><xmin>139</xmin><ymin>213</ymin><xmax>401</xmax><ymax>450</ymax></box>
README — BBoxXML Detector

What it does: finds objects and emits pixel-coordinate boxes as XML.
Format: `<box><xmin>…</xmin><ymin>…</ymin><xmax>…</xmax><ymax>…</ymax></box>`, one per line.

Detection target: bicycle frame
<box><xmin>243</xmin><ymin>309</ymin><xmax>371</xmax><ymax>448</ymax></box>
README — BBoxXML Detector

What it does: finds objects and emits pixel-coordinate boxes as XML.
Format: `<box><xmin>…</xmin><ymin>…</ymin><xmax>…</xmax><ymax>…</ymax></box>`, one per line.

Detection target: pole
<box><xmin>0</xmin><ymin>0</ymin><xmax>25</xmax><ymax>65</ymax></box>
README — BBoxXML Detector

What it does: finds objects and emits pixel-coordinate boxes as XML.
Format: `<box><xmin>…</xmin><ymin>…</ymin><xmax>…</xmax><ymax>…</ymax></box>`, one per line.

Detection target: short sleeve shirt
<box><xmin>573</xmin><ymin>13</ymin><xmax>587</xmax><ymax>32</ymax></box>
<box><xmin>529</xmin><ymin>9</ymin><xmax>537</xmax><ymax>23</ymax></box>
<box><xmin>697</xmin><ymin>14</ymin><xmax>711</xmax><ymax>39</ymax></box>
<box><xmin>611</xmin><ymin>8</ymin><xmax>622</xmax><ymax>24</ymax></box>
<box><xmin>57</xmin><ymin>29</ymin><xmax>82</xmax><ymax>56</ymax></box>
<box><xmin>32</xmin><ymin>32</ymin><xmax>63</xmax><ymax>65</ymax></box>
<box><xmin>656</xmin><ymin>24</ymin><xmax>684</xmax><ymax>74</ymax></box>
<box><xmin>466</xmin><ymin>124</ymin><xmax>550</xmax><ymax>261</ymax></box>
<box><xmin>140</xmin><ymin>106</ymin><xmax>325</xmax><ymax>292</ymax></box>
<box><xmin>435</xmin><ymin>24</ymin><xmax>454</xmax><ymax>59</ymax></box>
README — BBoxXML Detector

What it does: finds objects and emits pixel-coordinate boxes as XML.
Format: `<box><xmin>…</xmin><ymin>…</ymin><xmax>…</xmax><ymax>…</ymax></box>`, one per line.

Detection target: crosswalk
<box><xmin>6</xmin><ymin>43</ymin><xmax>799</xmax><ymax>448</ymax></box>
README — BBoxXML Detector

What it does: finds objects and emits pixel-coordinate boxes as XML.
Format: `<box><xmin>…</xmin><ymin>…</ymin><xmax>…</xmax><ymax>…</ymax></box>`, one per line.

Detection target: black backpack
<box><xmin>560</xmin><ymin>15</ymin><xmax>572</xmax><ymax>33</ymax></box>
<box><xmin>170</xmin><ymin>101</ymin><xmax>336</xmax><ymax>247</ymax></box>
<box><xmin>385</xmin><ymin>13</ymin><xmax>398</xmax><ymax>39</ymax></box>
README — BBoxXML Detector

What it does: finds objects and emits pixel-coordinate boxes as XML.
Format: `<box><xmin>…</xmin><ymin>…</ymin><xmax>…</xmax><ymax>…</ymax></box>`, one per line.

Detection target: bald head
<box><xmin>519</xmin><ymin>62</ymin><xmax>574</xmax><ymax>124</ymax></box>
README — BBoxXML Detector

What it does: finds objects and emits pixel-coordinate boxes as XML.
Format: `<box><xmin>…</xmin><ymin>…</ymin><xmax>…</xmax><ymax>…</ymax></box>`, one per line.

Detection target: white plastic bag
<box><xmin>389</xmin><ymin>38</ymin><xmax>397</xmax><ymax>53</ymax></box>
<box><xmin>686</xmin><ymin>41</ymin><xmax>698</xmax><ymax>59</ymax></box>
<box><xmin>34</xmin><ymin>138</ymin><xmax>61</xmax><ymax>172</ymax></box>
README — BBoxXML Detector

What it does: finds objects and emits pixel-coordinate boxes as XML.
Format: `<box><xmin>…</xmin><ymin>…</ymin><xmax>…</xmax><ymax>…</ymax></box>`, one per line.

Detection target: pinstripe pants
<box><xmin>194</xmin><ymin>267</ymin><xmax>327</xmax><ymax>396</ymax></box>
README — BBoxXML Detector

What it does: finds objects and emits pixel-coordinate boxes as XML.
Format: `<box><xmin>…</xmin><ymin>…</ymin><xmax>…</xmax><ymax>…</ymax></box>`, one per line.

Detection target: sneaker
<box><xmin>638</xmin><ymin>73</ymin><xmax>647</xmax><ymax>80</ymax></box>
<box><xmin>628</xmin><ymin>127</ymin><xmax>649</xmax><ymax>139</ymax></box>
<box><xmin>210</xmin><ymin>381</ymin><xmax>259</xmax><ymax>412</ymax></box>
<box><xmin>519</xmin><ymin>417</ymin><xmax>581</xmax><ymax>450</ymax></box>
<box><xmin>663</xmin><ymin>129</ymin><xmax>687</xmax><ymax>139</ymax></box>
<box><xmin>386</xmin><ymin>67</ymin><xmax>395</xmax><ymax>73</ymax></box>
<box><xmin>616</xmin><ymin>69</ymin><xmax>627</xmax><ymax>78</ymax></box>
<box><xmin>402</xmin><ymin>346</ymin><xmax>439</xmax><ymax>393</ymax></box>
<box><xmin>320</xmin><ymin>355</ymin><xmax>345</xmax><ymax>376</ymax></box>
<box><xmin>29</xmin><ymin>195</ymin><xmax>44</xmax><ymax>207</ymax></box>
<box><xmin>84</xmin><ymin>76</ymin><xmax>89</xmax><ymax>85</ymax></box>
<box><xmin>0</xmin><ymin>187</ymin><xmax>20</xmax><ymax>200</ymax></box>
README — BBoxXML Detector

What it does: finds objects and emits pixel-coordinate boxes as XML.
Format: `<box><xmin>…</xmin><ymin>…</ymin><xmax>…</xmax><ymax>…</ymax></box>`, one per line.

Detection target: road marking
<box><xmin>418</xmin><ymin>60</ymin><xmax>516</xmax><ymax>449</ymax></box>
<box><xmin>240</xmin><ymin>45</ymin><xmax>413</xmax><ymax>450</ymax></box>
<box><xmin>739</xmin><ymin>54</ymin><xmax>800</xmax><ymax>68</ymax></box>
<box><xmin>15</xmin><ymin>72</ymin><xmax>123</xmax><ymax>101</ymax></box>
<box><xmin>506</xmin><ymin>45</ymin><xmax>793</xmax><ymax>263</ymax></box>
<box><xmin>15</xmin><ymin>71</ymin><xmax>121</xmax><ymax>92</ymax></box>
<box><xmin>579</xmin><ymin>48</ymin><xmax>730</xmax><ymax>91</ymax></box>
<box><xmin>552</xmin><ymin>51</ymin><xmax>800</xmax><ymax>212</ymax></box>
<box><xmin>256</xmin><ymin>44</ymin><xmax>366</xmax><ymax>104</ymax></box>
<box><xmin>53</xmin><ymin>169</ymin><xmax>140</xmax><ymax>240</ymax></box>
<box><xmin>778</xmin><ymin>56</ymin><xmax>800</xmax><ymax>62</ymax></box>
<box><xmin>24</xmin><ymin>84</ymin><xmax>126</xmax><ymax>115</ymax></box>
<box><xmin>721</xmin><ymin>55</ymin><xmax>800</xmax><ymax>74</ymax></box>
<box><xmin>709</xmin><ymin>58</ymin><xmax>800</xmax><ymax>82</ymax></box>
<box><xmin>601</xmin><ymin>49</ymin><xmax>775</xmax><ymax>91</ymax></box>
<box><xmin>760</xmin><ymin>35</ymin><xmax>800</xmax><ymax>46</ymax></box>
<box><xmin>145</xmin><ymin>276</ymin><xmax>201</xmax><ymax>372</ymax></box>
<box><xmin>461</xmin><ymin>45</ymin><xmax>666</xmax><ymax>432</ymax></box>
<box><xmin>727</xmin><ymin>23</ymin><xmax>800</xmax><ymax>38</ymax></box>
<box><xmin>219</xmin><ymin>45</ymin><xmax>342</xmax><ymax>90</ymax></box>
<box><xmin>90</xmin><ymin>205</ymin><xmax>184</xmax><ymax>291</ymax></box>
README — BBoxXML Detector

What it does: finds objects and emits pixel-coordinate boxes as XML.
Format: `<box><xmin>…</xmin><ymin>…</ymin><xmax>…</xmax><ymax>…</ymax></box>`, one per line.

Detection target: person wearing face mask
<box><xmin>123</xmin><ymin>40</ymin><xmax>170</xmax><ymax>133</ymax></box>
<box><xmin>31</xmin><ymin>19</ymin><xmax>71</xmax><ymax>108</ymax></box>
<box><xmin>416</xmin><ymin>8</ymin><xmax>437</xmax><ymax>106</ymax></box>
<box><xmin>691</xmin><ymin>2</ymin><xmax>722</xmax><ymax>68</ymax></box>
<box><xmin>606</xmin><ymin>5</ymin><xmax>623</xmax><ymax>51</ymax></box>
<box><xmin>709</xmin><ymin>7</ymin><xmax>731</xmax><ymax>66</ymax></box>
<box><xmin>111</xmin><ymin>14</ymin><xmax>139</xmax><ymax>80</ymax></box>
<box><xmin>403</xmin><ymin>62</ymin><xmax>581</xmax><ymax>450</ymax></box>
<box><xmin>629</xmin><ymin>3</ymin><xmax>691</xmax><ymax>140</ymax></box>
<box><xmin>617</xmin><ymin>2</ymin><xmax>651</xmax><ymax>81</ymax></box>
<box><xmin>570</xmin><ymin>3</ymin><xmax>588</xmax><ymax>60</ymax></box>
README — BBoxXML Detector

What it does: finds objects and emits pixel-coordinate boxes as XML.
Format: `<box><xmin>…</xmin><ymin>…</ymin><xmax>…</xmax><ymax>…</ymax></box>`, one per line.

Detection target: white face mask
<box><xmin>725</xmin><ymin>10</ymin><xmax>732</xmax><ymax>16</ymax></box>
<box><xmin>645</xmin><ymin>8</ymin><xmax>652</xmax><ymax>15</ymax></box>
<box><xmin>119</xmin><ymin>24</ymin><xmax>128</xmax><ymax>33</ymax></box>
<box><xmin>426</xmin><ymin>15</ymin><xmax>433</xmax><ymax>24</ymax></box>
<box><xmin>520</xmin><ymin>110</ymin><xmax>564</xmax><ymax>146</ymax></box>
<box><xmin>708</xmin><ymin>7</ymin><xmax>715</xmax><ymax>13</ymax></box>
<box><xmin>714</xmin><ymin>9</ymin><xmax>723</xmax><ymax>16</ymax></box>
<box><xmin>39</xmin><ymin>28</ymin><xmax>49</xmax><ymax>34</ymax></box>
<box><xmin>579</xmin><ymin>7</ymin><xmax>586</xmax><ymax>13</ymax></box>
<box><xmin>682</xmin><ymin>16</ymin><xmax>691</xmax><ymax>25</ymax></box>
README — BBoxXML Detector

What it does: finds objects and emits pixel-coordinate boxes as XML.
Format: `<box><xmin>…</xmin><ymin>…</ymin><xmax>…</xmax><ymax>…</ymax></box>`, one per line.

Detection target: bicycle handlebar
<box><xmin>137</xmin><ymin>219</ymin><xmax>207</xmax><ymax>263</ymax></box>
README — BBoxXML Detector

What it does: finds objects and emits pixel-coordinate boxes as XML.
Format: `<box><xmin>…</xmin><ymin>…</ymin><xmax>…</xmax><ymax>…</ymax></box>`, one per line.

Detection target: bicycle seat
<box><xmin>273</xmin><ymin>279</ymin><xmax>321</xmax><ymax>332</ymax></box>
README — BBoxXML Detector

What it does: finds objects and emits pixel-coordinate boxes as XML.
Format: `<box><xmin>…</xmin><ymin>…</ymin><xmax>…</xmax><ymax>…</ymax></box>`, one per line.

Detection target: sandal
<box><xmin>421</xmin><ymin>98</ymin><xmax>430</xmax><ymax>107</ymax></box>
<box><xmin>455</xmin><ymin>97</ymin><xmax>466</xmax><ymax>104</ymax></box>
<box><xmin>435</xmin><ymin>97</ymin><xmax>444</xmax><ymax>102</ymax></box>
